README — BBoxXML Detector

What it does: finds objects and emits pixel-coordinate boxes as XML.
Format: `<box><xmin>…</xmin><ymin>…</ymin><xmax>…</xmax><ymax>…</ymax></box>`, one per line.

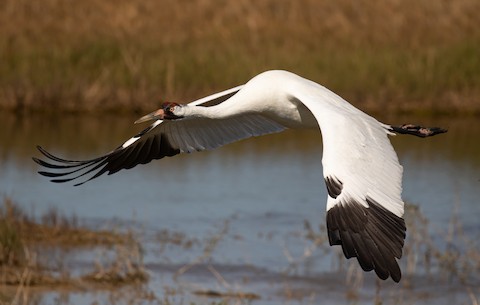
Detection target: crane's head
<box><xmin>134</xmin><ymin>102</ymin><xmax>184</xmax><ymax>124</ymax></box>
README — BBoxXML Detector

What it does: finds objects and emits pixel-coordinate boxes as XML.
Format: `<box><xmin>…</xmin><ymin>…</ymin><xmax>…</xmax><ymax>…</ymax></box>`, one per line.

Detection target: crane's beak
<box><xmin>134</xmin><ymin>109</ymin><xmax>165</xmax><ymax>124</ymax></box>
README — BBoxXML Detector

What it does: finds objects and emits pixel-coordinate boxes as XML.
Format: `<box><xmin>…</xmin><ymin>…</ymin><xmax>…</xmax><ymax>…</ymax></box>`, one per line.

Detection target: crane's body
<box><xmin>34</xmin><ymin>70</ymin><xmax>447</xmax><ymax>282</ymax></box>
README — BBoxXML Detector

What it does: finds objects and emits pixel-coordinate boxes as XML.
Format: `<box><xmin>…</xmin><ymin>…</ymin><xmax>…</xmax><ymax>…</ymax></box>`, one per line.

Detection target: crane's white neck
<box><xmin>175</xmin><ymin>89</ymin><xmax>257</xmax><ymax>120</ymax></box>
<box><xmin>174</xmin><ymin>104</ymin><xmax>236</xmax><ymax>120</ymax></box>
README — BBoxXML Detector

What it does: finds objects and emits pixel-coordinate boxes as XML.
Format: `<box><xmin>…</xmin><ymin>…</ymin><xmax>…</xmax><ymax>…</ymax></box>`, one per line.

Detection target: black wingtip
<box><xmin>391</xmin><ymin>271</ymin><xmax>401</xmax><ymax>283</ymax></box>
<box><xmin>32</xmin><ymin>146</ymin><xmax>46</xmax><ymax>165</ymax></box>
<box><xmin>36</xmin><ymin>145</ymin><xmax>49</xmax><ymax>155</ymax></box>
<box><xmin>32</xmin><ymin>145</ymin><xmax>111</xmax><ymax>186</ymax></box>
<box><xmin>327</xmin><ymin>197</ymin><xmax>406</xmax><ymax>283</ymax></box>
<box><xmin>38</xmin><ymin>171</ymin><xmax>60</xmax><ymax>178</ymax></box>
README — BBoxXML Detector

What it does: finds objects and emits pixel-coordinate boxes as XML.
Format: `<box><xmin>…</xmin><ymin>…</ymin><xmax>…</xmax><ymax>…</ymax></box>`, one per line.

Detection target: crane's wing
<box><xmin>33</xmin><ymin>85</ymin><xmax>286</xmax><ymax>186</ymax></box>
<box><xmin>292</xmin><ymin>88</ymin><xmax>406</xmax><ymax>282</ymax></box>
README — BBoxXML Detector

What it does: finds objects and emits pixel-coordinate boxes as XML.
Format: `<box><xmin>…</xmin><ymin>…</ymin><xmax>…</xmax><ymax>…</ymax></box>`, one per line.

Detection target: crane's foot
<box><xmin>390</xmin><ymin>124</ymin><xmax>448</xmax><ymax>138</ymax></box>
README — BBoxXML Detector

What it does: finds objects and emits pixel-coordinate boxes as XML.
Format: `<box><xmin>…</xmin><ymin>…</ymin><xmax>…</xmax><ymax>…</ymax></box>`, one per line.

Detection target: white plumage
<box><xmin>34</xmin><ymin>70</ymin><xmax>446</xmax><ymax>282</ymax></box>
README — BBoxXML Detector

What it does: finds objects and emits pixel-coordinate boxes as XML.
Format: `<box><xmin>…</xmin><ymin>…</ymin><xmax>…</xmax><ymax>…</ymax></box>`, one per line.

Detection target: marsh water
<box><xmin>1</xmin><ymin>112</ymin><xmax>479</xmax><ymax>304</ymax></box>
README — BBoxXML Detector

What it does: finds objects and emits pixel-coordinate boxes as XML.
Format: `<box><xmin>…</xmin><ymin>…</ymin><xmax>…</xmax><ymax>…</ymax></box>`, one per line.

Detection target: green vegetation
<box><xmin>1</xmin><ymin>0</ymin><xmax>479</xmax><ymax>114</ymax></box>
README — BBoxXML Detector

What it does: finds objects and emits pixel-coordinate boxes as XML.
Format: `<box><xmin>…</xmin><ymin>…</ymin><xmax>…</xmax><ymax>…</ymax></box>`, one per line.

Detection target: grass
<box><xmin>1</xmin><ymin>0</ymin><xmax>479</xmax><ymax>114</ymax></box>
<box><xmin>0</xmin><ymin>196</ymin><xmax>479</xmax><ymax>304</ymax></box>
<box><xmin>0</xmin><ymin>197</ymin><xmax>147</xmax><ymax>301</ymax></box>
<box><xmin>0</xmin><ymin>198</ymin><xmax>258</xmax><ymax>305</ymax></box>
<box><xmin>0</xmin><ymin>200</ymin><xmax>129</xmax><ymax>251</ymax></box>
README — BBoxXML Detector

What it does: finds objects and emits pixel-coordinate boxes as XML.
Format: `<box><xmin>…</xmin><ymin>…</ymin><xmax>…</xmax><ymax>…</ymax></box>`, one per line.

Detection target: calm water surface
<box><xmin>0</xmin><ymin>112</ymin><xmax>479</xmax><ymax>304</ymax></box>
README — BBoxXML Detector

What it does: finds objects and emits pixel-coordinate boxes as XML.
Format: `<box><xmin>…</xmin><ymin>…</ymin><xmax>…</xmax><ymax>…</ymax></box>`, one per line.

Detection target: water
<box><xmin>1</xmin><ymin>112</ymin><xmax>479</xmax><ymax>304</ymax></box>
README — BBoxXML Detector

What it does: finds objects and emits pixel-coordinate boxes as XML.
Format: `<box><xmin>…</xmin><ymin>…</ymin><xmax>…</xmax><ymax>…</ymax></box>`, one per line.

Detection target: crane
<box><xmin>33</xmin><ymin>70</ymin><xmax>447</xmax><ymax>282</ymax></box>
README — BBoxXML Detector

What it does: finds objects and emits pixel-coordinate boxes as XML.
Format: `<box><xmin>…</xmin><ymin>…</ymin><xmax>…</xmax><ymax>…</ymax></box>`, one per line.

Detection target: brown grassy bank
<box><xmin>0</xmin><ymin>198</ymin><xmax>147</xmax><ymax>304</ymax></box>
<box><xmin>1</xmin><ymin>0</ymin><xmax>480</xmax><ymax>114</ymax></box>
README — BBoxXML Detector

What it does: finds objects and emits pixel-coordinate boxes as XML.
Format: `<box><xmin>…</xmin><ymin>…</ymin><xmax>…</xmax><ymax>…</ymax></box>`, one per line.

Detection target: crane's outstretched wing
<box><xmin>293</xmin><ymin>86</ymin><xmax>406</xmax><ymax>282</ymax></box>
<box><xmin>33</xmin><ymin>85</ymin><xmax>285</xmax><ymax>186</ymax></box>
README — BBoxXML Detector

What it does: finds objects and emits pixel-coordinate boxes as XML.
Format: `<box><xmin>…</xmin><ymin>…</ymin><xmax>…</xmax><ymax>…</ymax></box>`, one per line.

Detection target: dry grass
<box><xmin>283</xmin><ymin>201</ymin><xmax>480</xmax><ymax>304</ymax></box>
<box><xmin>1</xmin><ymin>194</ymin><xmax>479</xmax><ymax>304</ymax></box>
<box><xmin>81</xmin><ymin>241</ymin><xmax>148</xmax><ymax>285</ymax></box>
<box><xmin>0</xmin><ymin>197</ymin><xmax>148</xmax><ymax>302</ymax></box>
<box><xmin>153</xmin><ymin>200</ymin><xmax>480</xmax><ymax>304</ymax></box>
<box><xmin>1</xmin><ymin>0</ymin><xmax>479</xmax><ymax>114</ymax></box>
<box><xmin>0</xmin><ymin>199</ymin><xmax>129</xmax><ymax>252</ymax></box>
<box><xmin>0</xmin><ymin>201</ymin><xmax>256</xmax><ymax>304</ymax></box>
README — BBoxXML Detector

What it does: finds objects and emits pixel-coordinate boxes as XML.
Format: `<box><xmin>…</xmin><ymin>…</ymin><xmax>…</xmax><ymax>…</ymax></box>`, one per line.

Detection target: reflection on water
<box><xmin>1</xmin><ymin>112</ymin><xmax>479</xmax><ymax>304</ymax></box>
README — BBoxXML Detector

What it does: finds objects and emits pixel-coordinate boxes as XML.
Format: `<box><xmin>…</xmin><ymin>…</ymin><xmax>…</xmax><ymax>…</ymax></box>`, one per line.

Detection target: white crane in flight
<box><xmin>34</xmin><ymin>70</ymin><xmax>447</xmax><ymax>282</ymax></box>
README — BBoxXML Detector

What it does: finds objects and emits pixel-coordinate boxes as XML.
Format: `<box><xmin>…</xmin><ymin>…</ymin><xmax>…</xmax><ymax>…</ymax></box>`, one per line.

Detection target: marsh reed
<box><xmin>1</xmin><ymin>0</ymin><xmax>479</xmax><ymax>114</ymax></box>
<box><xmin>1</xmin><ymin>196</ymin><xmax>479</xmax><ymax>304</ymax></box>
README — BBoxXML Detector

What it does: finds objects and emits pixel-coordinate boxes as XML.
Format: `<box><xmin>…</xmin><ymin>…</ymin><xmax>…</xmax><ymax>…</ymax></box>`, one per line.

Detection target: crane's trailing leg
<box><xmin>390</xmin><ymin>124</ymin><xmax>447</xmax><ymax>138</ymax></box>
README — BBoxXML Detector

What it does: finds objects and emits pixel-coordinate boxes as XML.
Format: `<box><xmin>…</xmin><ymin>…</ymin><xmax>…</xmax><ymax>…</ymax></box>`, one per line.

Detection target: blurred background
<box><xmin>1</xmin><ymin>1</ymin><xmax>480</xmax><ymax>305</ymax></box>
<box><xmin>1</xmin><ymin>0</ymin><xmax>479</xmax><ymax>114</ymax></box>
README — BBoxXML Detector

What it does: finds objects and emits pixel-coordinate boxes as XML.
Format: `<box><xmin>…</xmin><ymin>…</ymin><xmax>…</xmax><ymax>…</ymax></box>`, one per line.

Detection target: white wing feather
<box><xmin>291</xmin><ymin>85</ymin><xmax>403</xmax><ymax>217</ymax></box>
<box><xmin>290</xmin><ymin>79</ymin><xmax>405</xmax><ymax>282</ymax></box>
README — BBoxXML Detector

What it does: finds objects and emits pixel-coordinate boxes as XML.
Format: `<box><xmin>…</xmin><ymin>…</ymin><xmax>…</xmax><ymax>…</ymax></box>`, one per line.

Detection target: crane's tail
<box><xmin>389</xmin><ymin>124</ymin><xmax>447</xmax><ymax>138</ymax></box>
